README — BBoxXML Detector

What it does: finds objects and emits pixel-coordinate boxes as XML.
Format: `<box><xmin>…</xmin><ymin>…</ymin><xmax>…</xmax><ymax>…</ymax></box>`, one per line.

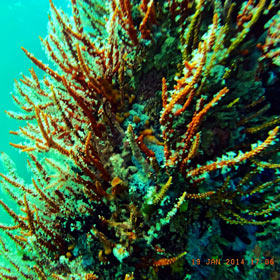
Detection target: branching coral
<box><xmin>0</xmin><ymin>0</ymin><xmax>279</xmax><ymax>279</ymax></box>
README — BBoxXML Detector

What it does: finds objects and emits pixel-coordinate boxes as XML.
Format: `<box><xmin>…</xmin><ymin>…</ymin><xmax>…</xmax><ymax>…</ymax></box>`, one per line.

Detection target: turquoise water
<box><xmin>0</xmin><ymin>0</ymin><xmax>71</xmax><ymax>176</ymax></box>
<box><xmin>0</xmin><ymin>1</ymin><xmax>49</xmax><ymax>181</ymax></box>
<box><xmin>0</xmin><ymin>1</ymin><xmax>70</xmax><ymax>218</ymax></box>
<box><xmin>0</xmin><ymin>1</ymin><xmax>51</xmax><ymax>225</ymax></box>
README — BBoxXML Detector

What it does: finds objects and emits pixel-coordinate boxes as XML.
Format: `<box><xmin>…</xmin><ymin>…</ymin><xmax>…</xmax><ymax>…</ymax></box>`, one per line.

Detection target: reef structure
<box><xmin>0</xmin><ymin>0</ymin><xmax>280</xmax><ymax>279</ymax></box>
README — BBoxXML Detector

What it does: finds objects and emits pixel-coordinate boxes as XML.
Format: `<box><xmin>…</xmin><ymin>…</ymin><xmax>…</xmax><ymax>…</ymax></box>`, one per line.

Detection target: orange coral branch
<box><xmin>33</xmin><ymin>265</ymin><xmax>48</xmax><ymax>280</ymax></box>
<box><xmin>152</xmin><ymin>252</ymin><xmax>187</xmax><ymax>267</ymax></box>
<box><xmin>136</xmin><ymin>134</ymin><xmax>155</xmax><ymax>158</ymax></box>
<box><xmin>35</xmin><ymin>106</ymin><xmax>71</xmax><ymax>156</ymax></box>
<box><xmin>0</xmin><ymin>200</ymin><xmax>28</xmax><ymax>230</ymax></box>
<box><xmin>139</xmin><ymin>0</ymin><xmax>156</xmax><ymax>40</ymax></box>
<box><xmin>83</xmin><ymin>133</ymin><xmax>110</xmax><ymax>181</ymax></box>
<box><xmin>32</xmin><ymin>179</ymin><xmax>60</xmax><ymax>212</ymax></box>
<box><xmin>0</xmin><ymin>173</ymin><xmax>35</xmax><ymax>196</ymax></box>
<box><xmin>21</xmin><ymin>47</ymin><xmax>62</xmax><ymax>82</ymax></box>
<box><xmin>9</xmin><ymin>142</ymin><xmax>27</xmax><ymax>149</ymax></box>
<box><xmin>23</xmin><ymin>195</ymin><xmax>35</xmax><ymax>235</ymax></box>
<box><xmin>61</xmin><ymin>76</ymin><xmax>103</xmax><ymax>138</ymax></box>
<box><xmin>183</xmin><ymin>87</ymin><xmax>229</xmax><ymax>151</ymax></box>
<box><xmin>71</xmin><ymin>0</ymin><xmax>83</xmax><ymax>34</ymax></box>
<box><xmin>161</xmin><ymin>77</ymin><xmax>168</xmax><ymax>108</ymax></box>
<box><xmin>187</xmin><ymin>126</ymin><xmax>279</xmax><ymax>179</ymax></box>
<box><xmin>118</xmin><ymin>0</ymin><xmax>139</xmax><ymax>45</ymax></box>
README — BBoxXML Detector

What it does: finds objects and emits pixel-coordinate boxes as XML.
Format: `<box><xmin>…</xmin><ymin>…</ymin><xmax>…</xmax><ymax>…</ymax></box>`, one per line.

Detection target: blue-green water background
<box><xmin>0</xmin><ymin>0</ymin><xmax>69</xmax><ymax>223</ymax></box>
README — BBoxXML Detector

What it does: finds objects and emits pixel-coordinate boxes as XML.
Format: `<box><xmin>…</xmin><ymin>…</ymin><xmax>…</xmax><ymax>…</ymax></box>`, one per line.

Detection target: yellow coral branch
<box><xmin>153</xmin><ymin>176</ymin><xmax>172</xmax><ymax>205</ymax></box>
<box><xmin>225</xmin><ymin>0</ymin><xmax>266</xmax><ymax>57</ymax></box>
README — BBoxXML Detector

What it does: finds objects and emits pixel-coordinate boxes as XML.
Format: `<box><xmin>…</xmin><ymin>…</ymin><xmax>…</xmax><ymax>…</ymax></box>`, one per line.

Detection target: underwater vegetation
<box><xmin>0</xmin><ymin>0</ymin><xmax>280</xmax><ymax>279</ymax></box>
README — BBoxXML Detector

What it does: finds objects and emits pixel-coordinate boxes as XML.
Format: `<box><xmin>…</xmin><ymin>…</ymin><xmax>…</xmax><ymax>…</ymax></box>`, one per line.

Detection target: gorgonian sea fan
<box><xmin>0</xmin><ymin>0</ymin><xmax>279</xmax><ymax>279</ymax></box>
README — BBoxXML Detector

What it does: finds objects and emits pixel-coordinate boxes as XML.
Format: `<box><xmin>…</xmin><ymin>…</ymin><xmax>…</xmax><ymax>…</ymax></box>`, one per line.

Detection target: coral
<box><xmin>0</xmin><ymin>0</ymin><xmax>280</xmax><ymax>279</ymax></box>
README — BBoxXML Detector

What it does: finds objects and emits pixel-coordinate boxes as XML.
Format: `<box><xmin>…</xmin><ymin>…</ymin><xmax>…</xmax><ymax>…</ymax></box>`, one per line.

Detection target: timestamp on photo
<box><xmin>191</xmin><ymin>258</ymin><xmax>275</xmax><ymax>266</ymax></box>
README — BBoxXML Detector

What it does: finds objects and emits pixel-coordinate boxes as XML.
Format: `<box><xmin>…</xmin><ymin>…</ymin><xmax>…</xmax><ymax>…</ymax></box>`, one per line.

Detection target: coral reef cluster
<box><xmin>0</xmin><ymin>0</ymin><xmax>279</xmax><ymax>279</ymax></box>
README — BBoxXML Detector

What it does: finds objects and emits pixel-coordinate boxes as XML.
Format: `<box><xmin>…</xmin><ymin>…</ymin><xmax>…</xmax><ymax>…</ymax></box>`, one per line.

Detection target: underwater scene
<box><xmin>0</xmin><ymin>0</ymin><xmax>279</xmax><ymax>279</ymax></box>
